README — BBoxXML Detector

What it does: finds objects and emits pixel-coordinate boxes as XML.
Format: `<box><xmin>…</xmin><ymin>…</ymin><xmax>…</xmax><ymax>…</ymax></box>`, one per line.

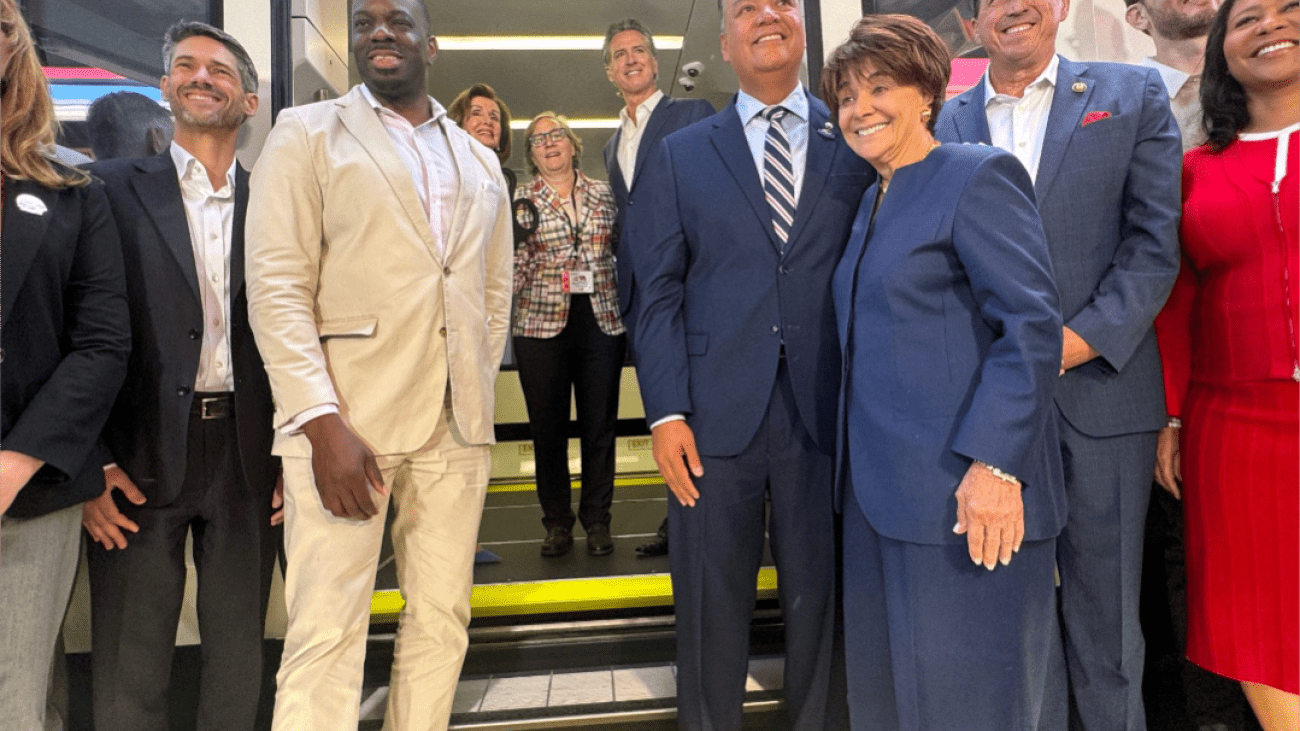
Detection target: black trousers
<box><xmin>87</xmin><ymin>401</ymin><xmax>279</xmax><ymax>731</ymax></box>
<box><xmin>514</xmin><ymin>295</ymin><xmax>626</xmax><ymax>532</ymax></box>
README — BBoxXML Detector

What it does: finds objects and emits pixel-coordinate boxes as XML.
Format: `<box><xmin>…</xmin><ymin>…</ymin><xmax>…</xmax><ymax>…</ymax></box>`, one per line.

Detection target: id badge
<box><xmin>565</xmin><ymin>269</ymin><xmax>595</xmax><ymax>294</ymax></box>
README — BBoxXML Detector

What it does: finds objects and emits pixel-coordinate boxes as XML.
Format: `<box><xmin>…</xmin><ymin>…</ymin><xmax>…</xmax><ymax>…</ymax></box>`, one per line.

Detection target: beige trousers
<box><xmin>271</xmin><ymin>408</ymin><xmax>490</xmax><ymax>731</ymax></box>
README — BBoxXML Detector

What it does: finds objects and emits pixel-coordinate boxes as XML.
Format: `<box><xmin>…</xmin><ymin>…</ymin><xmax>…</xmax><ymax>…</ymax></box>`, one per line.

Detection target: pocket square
<box><xmin>1082</xmin><ymin>111</ymin><xmax>1111</xmax><ymax>127</ymax></box>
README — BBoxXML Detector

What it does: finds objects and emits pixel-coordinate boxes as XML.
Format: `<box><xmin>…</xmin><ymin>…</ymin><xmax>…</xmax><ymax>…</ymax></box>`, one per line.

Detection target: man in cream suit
<box><xmin>245</xmin><ymin>0</ymin><xmax>512</xmax><ymax>728</ymax></box>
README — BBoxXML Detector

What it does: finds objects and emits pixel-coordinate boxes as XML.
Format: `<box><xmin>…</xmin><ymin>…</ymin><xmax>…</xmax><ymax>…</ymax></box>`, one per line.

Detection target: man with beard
<box><xmin>627</xmin><ymin>0</ymin><xmax>873</xmax><ymax>727</ymax></box>
<box><xmin>83</xmin><ymin>21</ymin><xmax>280</xmax><ymax>731</ymax></box>
<box><xmin>600</xmin><ymin>17</ymin><xmax>714</xmax><ymax>558</ymax></box>
<box><xmin>245</xmin><ymin>0</ymin><xmax>512</xmax><ymax>728</ymax></box>
<box><xmin>1126</xmin><ymin>0</ymin><xmax>1217</xmax><ymax>150</ymax></box>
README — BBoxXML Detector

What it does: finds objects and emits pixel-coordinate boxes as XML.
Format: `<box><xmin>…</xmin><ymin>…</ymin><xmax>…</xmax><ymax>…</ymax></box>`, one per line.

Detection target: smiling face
<box><xmin>606</xmin><ymin>29</ymin><xmax>659</xmax><ymax>100</ymax></box>
<box><xmin>837</xmin><ymin>63</ymin><xmax>934</xmax><ymax>175</ymax></box>
<box><xmin>720</xmin><ymin>0</ymin><xmax>806</xmax><ymax>93</ymax></box>
<box><xmin>974</xmin><ymin>0</ymin><xmax>1069</xmax><ymax>73</ymax></box>
<box><xmin>1223</xmin><ymin>0</ymin><xmax>1299</xmax><ymax>91</ymax></box>
<box><xmin>464</xmin><ymin>95</ymin><xmax>501</xmax><ymax>149</ymax></box>
<box><xmin>529</xmin><ymin>117</ymin><xmax>575</xmax><ymax>177</ymax></box>
<box><xmin>161</xmin><ymin>35</ymin><xmax>257</xmax><ymax>131</ymax></box>
<box><xmin>352</xmin><ymin>0</ymin><xmax>436</xmax><ymax>103</ymax></box>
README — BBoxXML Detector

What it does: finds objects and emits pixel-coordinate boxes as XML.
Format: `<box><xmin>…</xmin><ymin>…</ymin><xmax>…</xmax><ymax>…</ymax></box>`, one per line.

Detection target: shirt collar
<box><xmin>984</xmin><ymin>53</ymin><xmax>1060</xmax><ymax>104</ymax></box>
<box><xmin>358</xmin><ymin>82</ymin><xmax>447</xmax><ymax>129</ymax></box>
<box><xmin>169</xmin><ymin>140</ymin><xmax>235</xmax><ymax>197</ymax></box>
<box><xmin>1141</xmin><ymin>57</ymin><xmax>1194</xmax><ymax>97</ymax></box>
<box><xmin>737</xmin><ymin>84</ymin><xmax>808</xmax><ymax>125</ymax></box>
<box><xmin>619</xmin><ymin>89</ymin><xmax>665</xmax><ymax>127</ymax></box>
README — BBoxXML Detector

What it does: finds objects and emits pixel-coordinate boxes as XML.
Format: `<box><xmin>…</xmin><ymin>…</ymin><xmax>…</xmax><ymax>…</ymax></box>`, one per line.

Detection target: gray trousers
<box><xmin>0</xmin><ymin>504</ymin><xmax>82</xmax><ymax>731</ymax></box>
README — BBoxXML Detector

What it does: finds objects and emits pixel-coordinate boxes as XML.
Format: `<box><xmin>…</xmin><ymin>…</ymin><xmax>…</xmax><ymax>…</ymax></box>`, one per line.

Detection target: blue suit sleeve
<box><xmin>628</xmin><ymin>138</ymin><xmax>693</xmax><ymax>423</ymax></box>
<box><xmin>950</xmin><ymin>154</ymin><xmax>1063</xmax><ymax>481</ymax></box>
<box><xmin>1064</xmin><ymin>69</ymin><xmax>1181</xmax><ymax>371</ymax></box>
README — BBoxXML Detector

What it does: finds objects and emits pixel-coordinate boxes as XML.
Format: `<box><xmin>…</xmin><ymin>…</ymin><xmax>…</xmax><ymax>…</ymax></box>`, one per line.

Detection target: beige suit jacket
<box><xmin>246</xmin><ymin>85</ymin><xmax>513</xmax><ymax>458</ymax></box>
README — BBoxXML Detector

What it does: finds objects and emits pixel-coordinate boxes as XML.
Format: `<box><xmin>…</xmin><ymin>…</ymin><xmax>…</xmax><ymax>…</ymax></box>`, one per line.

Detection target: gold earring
<box><xmin>921</xmin><ymin>109</ymin><xmax>932</xmax><ymax>119</ymax></box>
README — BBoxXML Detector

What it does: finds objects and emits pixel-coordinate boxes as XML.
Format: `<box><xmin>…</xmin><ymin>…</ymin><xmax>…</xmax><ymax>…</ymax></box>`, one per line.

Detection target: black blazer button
<box><xmin>189</xmin><ymin>329</ymin><xmax>200</xmax><ymax>339</ymax></box>
<box><xmin>177</xmin><ymin>386</ymin><xmax>191</xmax><ymax>396</ymax></box>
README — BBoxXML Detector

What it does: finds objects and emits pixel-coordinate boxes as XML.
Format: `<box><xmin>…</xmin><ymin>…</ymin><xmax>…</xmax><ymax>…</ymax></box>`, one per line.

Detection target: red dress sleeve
<box><xmin>1154</xmin><ymin>159</ymin><xmax>1198</xmax><ymax>419</ymax></box>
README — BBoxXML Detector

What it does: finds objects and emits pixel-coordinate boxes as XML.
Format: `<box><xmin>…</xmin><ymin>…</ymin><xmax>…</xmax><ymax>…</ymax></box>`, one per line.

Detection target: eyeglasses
<box><xmin>528</xmin><ymin>129</ymin><xmax>568</xmax><ymax>147</ymax></box>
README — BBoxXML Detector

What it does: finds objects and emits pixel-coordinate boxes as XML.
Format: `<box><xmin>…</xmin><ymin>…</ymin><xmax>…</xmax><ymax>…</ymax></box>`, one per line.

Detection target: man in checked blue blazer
<box><xmin>936</xmin><ymin>0</ymin><xmax>1181</xmax><ymax>728</ymax></box>
<box><xmin>626</xmin><ymin>0</ymin><xmax>873</xmax><ymax>728</ymax></box>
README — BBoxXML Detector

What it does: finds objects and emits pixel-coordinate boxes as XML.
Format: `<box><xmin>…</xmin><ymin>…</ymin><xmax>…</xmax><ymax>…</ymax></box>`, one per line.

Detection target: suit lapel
<box><xmin>336</xmin><ymin>89</ymin><xmax>440</xmax><ymax>259</ymax></box>
<box><xmin>709</xmin><ymin>102</ymin><xmax>781</xmax><ymax>252</ymax></box>
<box><xmin>953</xmin><ymin>81</ymin><xmax>992</xmax><ymax>144</ymax></box>
<box><xmin>231</xmin><ymin>165</ymin><xmax>249</xmax><ymax>299</ymax></box>
<box><xmin>131</xmin><ymin>153</ymin><xmax>202</xmax><ymax>305</ymax></box>
<box><xmin>1036</xmin><ymin>59</ymin><xmax>1093</xmax><ymax>200</ymax></box>
<box><xmin>630</xmin><ymin>98</ymin><xmax>674</xmax><ymax>193</ymax></box>
<box><xmin>1</xmin><ymin>178</ymin><xmax>57</xmax><ymax>320</ymax></box>
<box><xmin>439</xmin><ymin>115</ymin><xmax>475</xmax><ymax>261</ymax></box>
<box><xmin>784</xmin><ymin>92</ymin><xmax>832</xmax><ymax>254</ymax></box>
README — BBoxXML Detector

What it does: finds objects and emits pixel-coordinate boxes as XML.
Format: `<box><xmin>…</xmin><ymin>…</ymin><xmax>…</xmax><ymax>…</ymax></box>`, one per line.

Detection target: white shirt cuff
<box><xmin>649</xmin><ymin>414</ymin><xmax>686</xmax><ymax>430</ymax></box>
<box><xmin>281</xmin><ymin>404</ymin><xmax>339</xmax><ymax>435</ymax></box>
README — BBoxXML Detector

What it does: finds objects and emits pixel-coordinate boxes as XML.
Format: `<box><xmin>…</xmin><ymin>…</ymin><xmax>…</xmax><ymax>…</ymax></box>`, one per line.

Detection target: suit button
<box><xmin>189</xmin><ymin>329</ymin><xmax>200</xmax><ymax>340</ymax></box>
<box><xmin>779</xmin><ymin>266</ymin><xmax>790</xmax><ymax>275</ymax></box>
<box><xmin>770</xmin><ymin>326</ymin><xmax>779</xmax><ymax>334</ymax></box>
<box><xmin>439</xmin><ymin>327</ymin><xmax>448</xmax><ymax>337</ymax></box>
<box><xmin>177</xmin><ymin>385</ymin><xmax>191</xmax><ymax>396</ymax></box>
<box><xmin>444</xmin><ymin>266</ymin><xmax>451</xmax><ymax>276</ymax></box>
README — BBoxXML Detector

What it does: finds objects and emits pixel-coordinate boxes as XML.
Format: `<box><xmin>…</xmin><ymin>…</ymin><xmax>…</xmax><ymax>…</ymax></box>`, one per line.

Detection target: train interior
<box><xmin>19</xmin><ymin>0</ymin><xmax>1263</xmax><ymax>728</ymax></box>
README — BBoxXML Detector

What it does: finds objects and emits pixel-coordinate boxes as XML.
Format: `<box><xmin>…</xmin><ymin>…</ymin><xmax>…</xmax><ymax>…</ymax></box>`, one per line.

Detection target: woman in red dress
<box><xmin>1154</xmin><ymin>0</ymin><xmax>1299</xmax><ymax>727</ymax></box>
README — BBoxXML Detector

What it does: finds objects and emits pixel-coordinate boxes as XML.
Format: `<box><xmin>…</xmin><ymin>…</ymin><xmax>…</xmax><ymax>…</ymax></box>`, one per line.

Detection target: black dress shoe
<box><xmin>541</xmin><ymin>526</ymin><xmax>573</xmax><ymax>557</ymax></box>
<box><xmin>635</xmin><ymin>517</ymin><xmax>669</xmax><ymax>557</ymax></box>
<box><xmin>586</xmin><ymin>524</ymin><xmax>614</xmax><ymax>556</ymax></box>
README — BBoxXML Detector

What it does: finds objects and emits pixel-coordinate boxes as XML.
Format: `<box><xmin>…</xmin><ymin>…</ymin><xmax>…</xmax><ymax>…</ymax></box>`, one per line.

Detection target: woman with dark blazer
<box><xmin>513</xmin><ymin>112</ymin><xmax>625</xmax><ymax>558</ymax></box>
<box><xmin>1154</xmin><ymin>0</ymin><xmax>1298</xmax><ymax>725</ymax></box>
<box><xmin>824</xmin><ymin>16</ymin><xmax>1065</xmax><ymax>730</ymax></box>
<box><xmin>0</xmin><ymin>0</ymin><xmax>131</xmax><ymax>725</ymax></box>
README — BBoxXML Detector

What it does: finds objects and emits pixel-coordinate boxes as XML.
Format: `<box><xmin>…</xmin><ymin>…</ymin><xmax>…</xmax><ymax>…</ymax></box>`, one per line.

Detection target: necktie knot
<box><xmin>764</xmin><ymin>105</ymin><xmax>788</xmax><ymax>124</ymax></box>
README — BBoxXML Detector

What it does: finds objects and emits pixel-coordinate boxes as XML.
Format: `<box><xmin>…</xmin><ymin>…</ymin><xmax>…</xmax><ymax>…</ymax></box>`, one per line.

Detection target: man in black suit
<box><xmin>83</xmin><ymin>21</ymin><xmax>279</xmax><ymax>731</ymax></box>
<box><xmin>601</xmin><ymin>17</ymin><xmax>713</xmax><ymax>558</ymax></box>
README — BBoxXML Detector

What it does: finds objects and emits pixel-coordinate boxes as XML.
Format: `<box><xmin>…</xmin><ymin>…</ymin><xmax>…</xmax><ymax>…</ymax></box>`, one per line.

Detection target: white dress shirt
<box><xmin>170</xmin><ymin>141</ymin><xmax>236</xmax><ymax>392</ymax></box>
<box><xmin>283</xmin><ymin>87</ymin><xmax>462</xmax><ymax>434</ymax></box>
<box><xmin>983</xmin><ymin>54</ymin><xmax>1059</xmax><ymax>183</ymax></box>
<box><xmin>736</xmin><ymin>85</ymin><xmax>810</xmax><ymax>202</ymax></box>
<box><xmin>617</xmin><ymin>89</ymin><xmax>665</xmax><ymax>189</ymax></box>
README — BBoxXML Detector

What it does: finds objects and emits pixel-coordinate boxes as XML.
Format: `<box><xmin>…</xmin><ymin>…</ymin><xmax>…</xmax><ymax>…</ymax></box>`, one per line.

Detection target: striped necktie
<box><xmin>762</xmin><ymin>106</ymin><xmax>797</xmax><ymax>247</ymax></box>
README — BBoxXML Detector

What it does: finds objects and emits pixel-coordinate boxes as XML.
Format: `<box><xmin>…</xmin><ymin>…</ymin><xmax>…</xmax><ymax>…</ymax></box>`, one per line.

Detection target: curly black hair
<box><xmin>1200</xmin><ymin>0</ymin><xmax>1251</xmax><ymax>152</ymax></box>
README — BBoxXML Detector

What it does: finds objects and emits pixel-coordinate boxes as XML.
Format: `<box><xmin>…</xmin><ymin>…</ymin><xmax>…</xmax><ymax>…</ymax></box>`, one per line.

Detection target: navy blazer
<box><xmin>1</xmin><ymin>176</ymin><xmax>131</xmax><ymax>518</ymax></box>
<box><xmin>89</xmin><ymin>154</ymin><xmax>278</xmax><ymax>506</ymax></box>
<box><xmin>603</xmin><ymin>95</ymin><xmax>715</xmax><ymax>319</ymax></box>
<box><xmin>629</xmin><ymin>89</ymin><xmax>874</xmax><ymax>456</ymax></box>
<box><xmin>834</xmin><ymin>145</ymin><xmax>1066</xmax><ymax>545</ymax></box>
<box><xmin>936</xmin><ymin>57</ymin><xmax>1181</xmax><ymax>437</ymax></box>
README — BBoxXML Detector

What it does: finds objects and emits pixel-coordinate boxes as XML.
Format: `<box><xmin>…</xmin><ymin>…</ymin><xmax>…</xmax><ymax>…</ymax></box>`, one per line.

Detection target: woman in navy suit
<box><xmin>823</xmin><ymin>15</ymin><xmax>1065</xmax><ymax>731</ymax></box>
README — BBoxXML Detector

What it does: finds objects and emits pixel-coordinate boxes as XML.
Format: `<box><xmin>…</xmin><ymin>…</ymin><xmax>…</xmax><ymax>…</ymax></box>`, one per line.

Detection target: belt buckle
<box><xmin>199</xmin><ymin>396</ymin><xmax>227</xmax><ymax>419</ymax></box>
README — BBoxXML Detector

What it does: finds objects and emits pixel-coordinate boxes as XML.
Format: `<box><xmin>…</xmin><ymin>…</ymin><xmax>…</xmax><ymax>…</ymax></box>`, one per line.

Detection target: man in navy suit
<box><xmin>84</xmin><ymin>22</ymin><xmax>280</xmax><ymax>731</ymax></box>
<box><xmin>627</xmin><ymin>0</ymin><xmax>873</xmax><ymax>727</ymax></box>
<box><xmin>600</xmin><ymin>17</ymin><xmax>713</xmax><ymax>558</ymax></box>
<box><xmin>936</xmin><ymin>0</ymin><xmax>1181</xmax><ymax>728</ymax></box>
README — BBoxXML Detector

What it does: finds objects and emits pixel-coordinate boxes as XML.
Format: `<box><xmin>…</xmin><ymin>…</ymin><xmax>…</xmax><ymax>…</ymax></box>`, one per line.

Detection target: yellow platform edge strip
<box><xmin>370</xmin><ymin>567</ymin><xmax>779</xmax><ymax>622</ymax></box>
<box><xmin>488</xmin><ymin>474</ymin><xmax>665</xmax><ymax>493</ymax></box>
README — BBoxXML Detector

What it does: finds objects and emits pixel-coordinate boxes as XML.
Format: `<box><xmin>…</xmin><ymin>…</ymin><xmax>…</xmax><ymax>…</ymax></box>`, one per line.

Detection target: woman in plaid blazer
<box><xmin>514</xmin><ymin>112</ymin><xmax>626</xmax><ymax>558</ymax></box>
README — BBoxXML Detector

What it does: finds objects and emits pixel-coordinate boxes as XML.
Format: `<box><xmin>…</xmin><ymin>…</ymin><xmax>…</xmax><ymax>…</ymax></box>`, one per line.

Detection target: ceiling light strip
<box><xmin>438</xmin><ymin>35</ymin><xmax>683</xmax><ymax>51</ymax></box>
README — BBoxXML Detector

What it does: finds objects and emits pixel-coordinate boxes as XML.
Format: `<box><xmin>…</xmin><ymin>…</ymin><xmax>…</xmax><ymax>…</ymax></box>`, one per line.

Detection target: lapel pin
<box><xmin>1072</xmin><ymin>82</ymin><xmax>1087</xmax><ymax>93</ymax></box>
<box><xmin>15</xmin><ymin>193</ymin><xmax>47</xmax><ymax>216</ymax></box>
<box><xmin>818</xmin><ymin>122</ymin><xmax>836</xmax><ymax>139</ymax></box>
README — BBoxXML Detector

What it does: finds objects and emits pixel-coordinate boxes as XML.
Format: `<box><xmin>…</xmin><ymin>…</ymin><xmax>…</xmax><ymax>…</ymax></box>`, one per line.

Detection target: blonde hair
<box><xmin>1</xmin><ymin>0</ymin><xmax>87</xmax><ymax>188</ymax></box>
<box><xmin>524</xmin><ymin>111</ymin><xmax>583</xmax><ymax>176</ymax></box>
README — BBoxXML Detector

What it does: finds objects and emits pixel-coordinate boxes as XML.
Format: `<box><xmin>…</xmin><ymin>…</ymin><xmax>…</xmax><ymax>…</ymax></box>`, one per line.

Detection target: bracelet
<box><xmin>976</xmin><ymin>461</ymin><xmax>1020</xmax><ymax>485</ymax></box>
<box><xmin>1167</xmin><ymin>417</ymin><xmax>1182</xmax><ymax>429</ymax></box>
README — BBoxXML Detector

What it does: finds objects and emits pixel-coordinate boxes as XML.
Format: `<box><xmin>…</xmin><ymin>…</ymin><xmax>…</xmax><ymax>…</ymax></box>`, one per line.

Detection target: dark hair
<box><xmin>820</xmin><ymin>14</ymin><xmax>951</xmax><ymax>132</ymax></box>
<box><xmin>86</xmin><ymin>91</ymin><xmax>174</xmax><ymax>160</ymax></box>
<box><xmin>603</xmin><ymin>18</ymin><xmax>657</xmax><ymax>67</ymax></box>
<box><xmin>1200</xmin><ymin>0</ymin><xmax>1250</xmax><ymax>152</ymax></box>
<box><xmin>162</xmin><ymin>20</ymin><xmax>259</xmax><ymax>94</ymax></box>
<box><xmin>447</xmin><ymin>83</ymin><xmax>513</xmax><ymax>164</ymax></box>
